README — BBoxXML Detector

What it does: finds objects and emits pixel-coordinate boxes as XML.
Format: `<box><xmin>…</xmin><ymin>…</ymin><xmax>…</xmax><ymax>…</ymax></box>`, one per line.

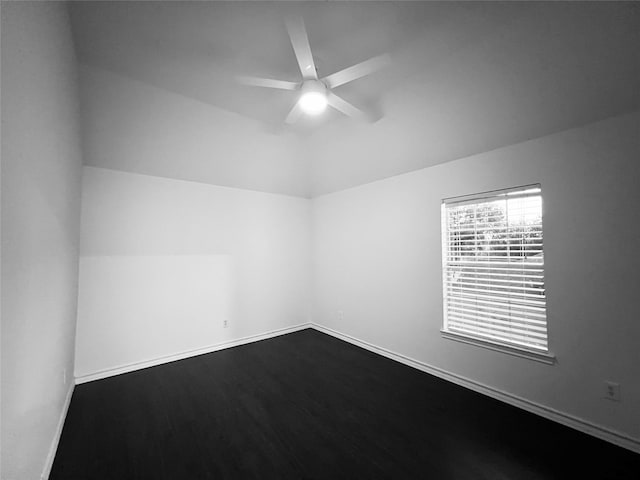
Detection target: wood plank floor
<box><xmin>51</xmin><ymin>329</ymin><xmax>639</xmax><ymax>479</ymax></box>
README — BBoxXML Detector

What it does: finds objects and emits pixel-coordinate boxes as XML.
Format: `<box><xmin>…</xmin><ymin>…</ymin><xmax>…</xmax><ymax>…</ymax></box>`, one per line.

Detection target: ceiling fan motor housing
<box><xmin>300</xmin><ymin>79</ymin><xmax>327</xmax><ymax>95</ymax></box>
<box><xmin>299</xmin><ymin>80</ymin><xmax>328</xmax><ymax>115</ymax></box>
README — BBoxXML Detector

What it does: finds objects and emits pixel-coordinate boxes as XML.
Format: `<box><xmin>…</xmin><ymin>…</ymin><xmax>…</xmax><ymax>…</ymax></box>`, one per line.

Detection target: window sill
<box><xmin>440</xmin><ymin>330</ymin><xmax>556</xmax><ymax>365</ymax></box>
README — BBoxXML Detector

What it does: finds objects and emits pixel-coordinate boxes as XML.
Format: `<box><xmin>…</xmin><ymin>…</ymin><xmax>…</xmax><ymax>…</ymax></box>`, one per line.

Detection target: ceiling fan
<box><xmin>237</xmin><ymin>15</ymin><xmax>390</xmax><ymax>124</ymax></box>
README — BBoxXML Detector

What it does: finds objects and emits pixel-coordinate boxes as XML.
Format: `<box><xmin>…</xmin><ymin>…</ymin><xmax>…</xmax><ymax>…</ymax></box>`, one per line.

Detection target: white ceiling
<box><xmin>69</xmin><ymin>1</ymin><xmax>640</xmax><ymax>197</ymax></box>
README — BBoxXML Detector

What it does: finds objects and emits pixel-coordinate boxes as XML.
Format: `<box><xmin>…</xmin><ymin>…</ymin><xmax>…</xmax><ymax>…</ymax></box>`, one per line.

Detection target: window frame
<box><xmin>440</xmin><ymin>184</ymin><xmax>555</xmax><ymax>364</ymax></box>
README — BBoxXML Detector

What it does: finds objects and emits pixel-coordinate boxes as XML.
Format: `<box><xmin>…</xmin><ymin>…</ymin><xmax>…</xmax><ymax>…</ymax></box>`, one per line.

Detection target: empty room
<box><xmin>2</xmin><ymin>1</ymin><xmax>640</xmax><ymax>479</ymax></box>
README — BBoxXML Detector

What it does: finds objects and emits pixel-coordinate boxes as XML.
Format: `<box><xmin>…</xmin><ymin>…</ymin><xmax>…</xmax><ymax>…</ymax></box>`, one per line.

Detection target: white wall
<box><xmin>75</xmin><ymin>167</ymin><xmax>311</xmax><ymax>379</ymax></box>
<box><xmin>1</xmin><ymin>3</ymin><xmax>83</xmax><ymax>479</ymax></box>
<box><xmin>312</xmin><ymin>111</ymin><xmax>640</xmax><ymax>445</ymax></box>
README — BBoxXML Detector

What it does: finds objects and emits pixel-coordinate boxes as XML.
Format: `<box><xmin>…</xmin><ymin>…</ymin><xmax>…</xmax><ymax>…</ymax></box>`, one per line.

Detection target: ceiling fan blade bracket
<box><xmin>285</xmin><ymin>101</ymin><xmax>303</xmax><ymax>124</ymax></box>
<box><xmin>322</xmin><ymin>54</ymin><xmax>391</xmax><ymax>89</ymax></box>
<box><xmin>327</xmin><ymin>92</ymin><xmax>372</xmax><ymax>122</ymax></box>
<box><xmin>285</xmin><ymin>15</ymin><xmax>318</xmax><ymax>81</ymax></box>
<box><xmin>237</xmin><ymin>76</ymin><xmax>299</xmax><ymax>91</ymax></box>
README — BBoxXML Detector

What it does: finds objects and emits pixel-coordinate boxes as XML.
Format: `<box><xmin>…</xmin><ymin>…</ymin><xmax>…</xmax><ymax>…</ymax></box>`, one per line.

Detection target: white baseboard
<box><xmin>75</xmin><ymin>323</ymin><xmax>311</xmax><ymax>384</ymax></box>
<box><xmin>310</xmin><ymin>322</ymin><xmax>640</xmax><ymax>455</ymax></box>
<box><xmin>41</xmin><ymin>382</ymin><xmax>75</xmax><ymax>480</ymax></box>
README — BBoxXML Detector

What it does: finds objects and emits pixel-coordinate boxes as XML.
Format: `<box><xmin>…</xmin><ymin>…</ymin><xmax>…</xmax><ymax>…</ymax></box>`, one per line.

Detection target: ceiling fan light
<box><xmin>299</xmin><ymin>91</ymin><xmax>327</xmax><ymax>115</ymax></box>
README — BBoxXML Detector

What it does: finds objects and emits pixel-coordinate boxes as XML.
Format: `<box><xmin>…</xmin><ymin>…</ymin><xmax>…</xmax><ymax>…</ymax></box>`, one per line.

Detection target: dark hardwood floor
<box><xmin>51</xmin><ymin>329</ymin><xmax>639</xmax><ymax>479</ymax></box>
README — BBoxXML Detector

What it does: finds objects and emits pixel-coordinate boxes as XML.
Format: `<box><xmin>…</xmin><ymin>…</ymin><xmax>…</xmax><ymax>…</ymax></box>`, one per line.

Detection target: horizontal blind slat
<box><xmin>446</xmin><ymin>260</ymin><xmax>544</xmax><ymax>266</ymax></box>
<box><xmin>446</xmin><ymin>289</ymin><xmax>546</xmax><ymax>308</ymax></box>
<box><xmin>447</xmin><ymin>324</ymin><xmax>548</xmax><ymax>349</ymax></box>
<box><xmin>447</xmin><ymin>297</ymin><xmax>547</xmax><ymax>319</ymax></box>
<box><xmin>445</xmin><ymin>264</ymin><xmax>545</xmax><ymax>273</ymax></box>
<box><xmin>447</xmin><ymin>316</ymin><xmax>548</xmax><ymax>341</ymax></box>
<box><xmin>447</xmin><ymin>303</ymin><xmax>547</xmax><ymax>323</ymax></box>
<box><xmin>446</xmin><ymin>309</ymin><xmax>548</xmax><ymax>333</ymax></box>
<box><xmin>445</xmin><ymin>275</ymin><xmax>545</xmax><ymax>286</ymax></box>
<box><xmin>445</xmin><ymin>280</ymin><xmax>545</xmax><ymax>295</ymax></box>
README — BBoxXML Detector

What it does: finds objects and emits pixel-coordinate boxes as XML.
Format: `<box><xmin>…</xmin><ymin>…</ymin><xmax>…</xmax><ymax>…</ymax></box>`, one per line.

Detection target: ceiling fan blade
<box><xmin>237</xmin><ymin>76</ymin><xmax>299</xmax><ymax>90</ymax></box>
<box><xmin>322</xmin><ymin>54</ymin><xmax>391</xmax><ymax>89</ymax></box>
<box><xmin>327</xmin><ymin>92</ymin><xmax>370</xmax><ymax>121</ymax></box>
<box><xmin>285</xmin><ymin>102</ymin><xmax>303</xmax><ymax>124</ymax></box>
<box><xmin>285</xmin><ymin>15</ymin><xmax>318</xmax><ymax>80</ymax></box>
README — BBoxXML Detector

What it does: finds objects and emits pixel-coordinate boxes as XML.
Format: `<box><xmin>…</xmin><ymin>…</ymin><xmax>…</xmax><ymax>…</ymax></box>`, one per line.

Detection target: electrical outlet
<box><xmin>337</xmin><ymin>310</ymin><xmax>344</xmax><ymax>322</ymax></box>
<box><xmin>604</xmin><ymin>381</ymin><xmax>621</xmax><ymax>402</ymax></box>
<box><xmin>223</xmin><ymin>319</ymin><xmax>229</xmax><ymax>329</ymax></box>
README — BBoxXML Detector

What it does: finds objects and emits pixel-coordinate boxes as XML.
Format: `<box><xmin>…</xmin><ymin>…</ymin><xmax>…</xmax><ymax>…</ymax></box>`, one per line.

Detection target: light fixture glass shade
<box><xmin>299</xmin><ymin>91</ymin><xmax>327</xmax><ymax>115</ymax></box>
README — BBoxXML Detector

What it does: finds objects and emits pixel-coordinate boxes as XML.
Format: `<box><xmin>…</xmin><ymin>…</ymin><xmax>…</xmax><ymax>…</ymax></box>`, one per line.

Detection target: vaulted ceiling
<box><xmin>69</xmin><ymin>1</ymin><xmax>640</xmax><ymax>197</ymax></box>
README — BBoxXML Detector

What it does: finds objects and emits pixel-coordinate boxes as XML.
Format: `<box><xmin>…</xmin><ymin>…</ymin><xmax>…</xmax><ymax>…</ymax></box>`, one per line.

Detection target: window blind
<box><xmin>441</xmin><ymin>185</ymin><xmax>548</xmax><ymax>352</ymax></box>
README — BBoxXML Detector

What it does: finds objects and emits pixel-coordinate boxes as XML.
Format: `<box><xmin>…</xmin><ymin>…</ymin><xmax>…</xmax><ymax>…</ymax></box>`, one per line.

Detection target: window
<box><xmin>441</xmin><ymin>185</ymin><xmax>549</xmax><ymax>358</ymax></box>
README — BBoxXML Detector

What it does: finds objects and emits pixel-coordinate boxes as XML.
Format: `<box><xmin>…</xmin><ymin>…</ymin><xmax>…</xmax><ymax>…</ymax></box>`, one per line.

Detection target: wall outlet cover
<box><xmin>604</xmin><ymin>381</ymin><xmax>621</xmax><ymax>402</ymax></box>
